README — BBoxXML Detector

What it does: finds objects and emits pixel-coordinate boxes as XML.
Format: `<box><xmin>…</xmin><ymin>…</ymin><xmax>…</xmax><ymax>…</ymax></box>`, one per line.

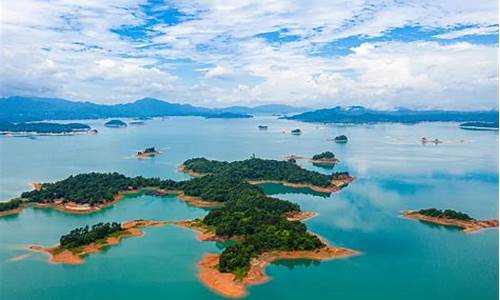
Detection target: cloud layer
<box><xmin>1</xmin><ymin>0</ymin><xmax>498</xmax><ymax>109</ymax></box>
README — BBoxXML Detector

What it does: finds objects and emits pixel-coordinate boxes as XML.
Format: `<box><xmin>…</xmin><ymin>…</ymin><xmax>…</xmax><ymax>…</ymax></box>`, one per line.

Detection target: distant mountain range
<box><xmin>287</xmin><ymin>106</ymin><xmax>499</xmax><ymax>124</ymax></box>
<box><xmin>0</xmin><ymin>96</ymin><xmax>258</xmax><ymax>122</ymax></box>
<box><xmin>0</xmin><ymin>96</ymin><xmax>309</xmax><ymax>122</ymax></box>
<box><xmin>1</xmin><ymin>96</ymin><xmax>497</xmax><ymax>124</ymax></box>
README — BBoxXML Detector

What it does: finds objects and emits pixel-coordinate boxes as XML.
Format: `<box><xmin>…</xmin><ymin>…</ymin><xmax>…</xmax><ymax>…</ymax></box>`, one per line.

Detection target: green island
<box><xmin>11</xmin><ymin>156</ymin><xmax>357</xmax><ymax>298</ymax></box>
<box><xmin>310</xmin><ymin>151</ymin><xmax>339</xmax><ymax>165</ymax></box>
<box><xmin>136</xmin><ymin>147</ymin><xmax>160</xmax><ymax>159</ymax></box>
<box><xmin>0</xmin><ymin>121</ymin><xmax>91</xmax><ymax>135</ymax></box>
<box><xmin>403</xmin><ymin>208</ymin><xmax>498</xmax><ymax>233</ymax></box>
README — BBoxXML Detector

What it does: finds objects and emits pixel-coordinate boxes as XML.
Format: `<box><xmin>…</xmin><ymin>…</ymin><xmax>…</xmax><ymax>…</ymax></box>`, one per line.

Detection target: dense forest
<box><xmin>180</xmin><ymin>158</ymin><xmax>327</xmax><ymax>275</ymax></box>
<box><xmin>183</xmin><ymin>157</ymin><xmax>345</xmax><ymax>188</ymax></box>
<box><xmin>0</xmin><ymin>198</ymin><xmax>22</xmax><ymax>212</ymax></box>
<box><xmin>20</xmin><ymin>173</ymin><xmax>176</xmax><ymax>205</ymax></box>
<box><xmin>59</xmin><ymin>222</ymin><xmax>123</xmax><ymax>249</ymax></box>
<box><xmin>13</xmin><ymin>156</ymin><xmax>349</xmax><ymax>276</ymax></box>
<box><xmin>312</xmin><ymin>151</ymin><xmax>336</xmax><ymax>160</ymax></box>
<box><xmin>417</xmin><ymin>208</ymin><xmax>474</xmax><ymax>221</ymax></box>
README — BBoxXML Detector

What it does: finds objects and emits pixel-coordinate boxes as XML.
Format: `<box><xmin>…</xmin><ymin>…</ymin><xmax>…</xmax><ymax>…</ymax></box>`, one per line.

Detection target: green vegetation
<box><xmin>0</xmin><ymin>121</ymin><xmax>90</xmax><ymax>134</ymax></box>
<box><xmin>181</xmin><ymin>158</ymin><xmax>328</xmax><ymax>274</ymax></box>
<box><xmin>59</xmin><ymin>222</ymin><xmax>123</xmax><ymax>249</ymax></box>
<box><xmin>21</xmin><ymin>173</ymin><xmax>176</xmax><ymax>205</ymax></box>
<box><xmin>104</xmin><ymin>119</ymin><xmax>127</xmax><ymax>127</ymax></box>
<box><xmin>17</xmin><ymin>156</ymin><xmax>354</xmax><ymax>276</ymax></box>
<box><xmin>334</xmin><ymin>135</ymin><xmax>348</xmax><ymax>143</ymax></box>
<box><xmin>312</xmin><ymin>151</ymin><xmax>336</xmax><ymax>160</ymax></box>
<box><xmin>182</xmin><ymin>157</ymin><xmax>228</xmax><ymax>174</ymax></box>
<box><xmin>417</xmin><ymin>208</ymin><xmax>474</xmax><ymax>221</ymax></box>
<box><xmin>183</xmin><ymin>157</ymin><xmax>344</xmax><ymax>188</ymax></box>
<box><xmin>0</xmin><ymin>198</ymin><xmax>22</xmax><ymax>212</ymax></box>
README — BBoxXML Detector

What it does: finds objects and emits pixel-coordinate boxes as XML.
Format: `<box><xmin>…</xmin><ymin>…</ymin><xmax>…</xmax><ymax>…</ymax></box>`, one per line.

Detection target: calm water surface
<box><xmin>0</xmin><ymin>117</ymin><xmax>498</xmax><ymax>299</ymax></box>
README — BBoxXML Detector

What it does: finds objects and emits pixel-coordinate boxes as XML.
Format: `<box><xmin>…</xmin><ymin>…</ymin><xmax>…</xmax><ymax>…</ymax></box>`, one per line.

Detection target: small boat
<box><xmin>257</xmin><ymin>125</ymin><xmax>268</xmax><ymax>130</ymax></box>
<box><xmin>291</xmin><ymin>129</ymin><xmax>301</xmax><ymax>135</ymax></box>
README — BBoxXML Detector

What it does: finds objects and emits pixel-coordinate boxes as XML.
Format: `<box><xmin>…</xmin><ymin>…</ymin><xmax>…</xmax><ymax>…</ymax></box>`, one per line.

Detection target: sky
<box><xmin>0</xmin><ymin>0</ymin><xmax>499</xmax><ymax>109</ymax></box>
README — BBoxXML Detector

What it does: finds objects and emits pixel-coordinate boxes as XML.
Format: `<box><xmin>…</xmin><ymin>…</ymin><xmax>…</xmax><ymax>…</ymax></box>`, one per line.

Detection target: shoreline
<box><xmin>177</xmin><ymin>164</ymin><xmax>206</xmax><ymax>177</ymax></box>
<box><xmin>33</xmin><ymin>190</ymin><xmax>133</xmax><ymax>214</ymax></box>
<box><xmin>286</xmin><ymin>211</ymin><xmax>317</xmax><ymax>222</ymax></box>
<box><xmin>309</xmin><ymin>158</ymin><xmax>340</xmax><ymax>165</ymax></box>
<box><xmin>151</xmin><ymin>189</ymin><xmax>224</xmax><ymax>208</ymax></box>
<box><xmin>178</xmin><ymin>163</ymin><xmax>354</xmax><ymax>193</ymax></box>
<box><xmin>173</xmin><ymin>220</ymin><xmax>227</xmax><ymax>242</ymax></box>
<box><xmin>198</xmin><ymin>246</ymin><xmax>360</xmax><ymax>298</ymax></box>
<box><xmin>2</xmin><ymin>186</ymin><xmax>223</xmax><ymax>218</ymax></box>
<box><xmin>402</xmin><ymin>211</ymin><xmax>499</xmax><ymax>233</ymax></box>
<box><xmin>27</xmin><ymin>220</ymin><xmax>168</xmax><ymax>264</ymax></box>
<box><xmin>136</xmin><ymin>151</ymin><xmax>160</xmax><ymax>159</ymax></box>
<box><xmin>247</xmin><ymin>177</ymin><xmax>354</xmax><ymax>193</ymax></box>
<box><xmin>0</xmin><ymin>207</ymin><xmax>23</xmax><ymax>217</ymax></box>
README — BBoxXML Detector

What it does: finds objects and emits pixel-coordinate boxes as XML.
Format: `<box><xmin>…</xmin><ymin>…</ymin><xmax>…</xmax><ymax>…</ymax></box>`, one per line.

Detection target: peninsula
<box><xmin>403</xmin><ymin>208</ymin><xmax>499</xmax><ymax>233</ymax></box>
<box><xmin>29</xmin><ymin>220</ymin><xmax>168</xmax><ymax>264</ymax></box>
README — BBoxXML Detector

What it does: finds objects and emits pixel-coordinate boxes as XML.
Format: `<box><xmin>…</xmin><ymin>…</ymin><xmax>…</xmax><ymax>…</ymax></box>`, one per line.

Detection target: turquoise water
<box><xmin>0</xmin><ymin>117</ymin><xmax>498</xmax><ymax>299</ymax></box>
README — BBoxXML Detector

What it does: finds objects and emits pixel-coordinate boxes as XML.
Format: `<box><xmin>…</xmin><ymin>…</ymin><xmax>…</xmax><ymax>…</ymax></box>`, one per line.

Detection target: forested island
<box><xmin>0</xmin><ymin>121</ymin><xmax>90</xmax><ymax>135</ymax></box>
<box><xmin>136</xmin><ymin>147</ymin><xmax>160</xmax><ymax>159</ymax></box>
<box><xmin>403</xmin><ymin>208</ymin><xmax>498</xmax><ymax>233</ymax></box>
<box><xmin>13</xmin><ymin>156</ymin><xmax>357</xmax><ymax>298</ymax></box>
<box><xmin>310</xmin><ymin>151</ymin><xmax>339</xmax><ymax>165</ymax></box>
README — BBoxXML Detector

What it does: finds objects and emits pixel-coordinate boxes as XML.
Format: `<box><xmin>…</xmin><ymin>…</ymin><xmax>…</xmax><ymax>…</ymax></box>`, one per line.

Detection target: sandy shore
<box><xmin>0</xmin><ymin>207</ymin><xmax>23</xmax><ymax>217</ymax></box>
<box><xmin>402</xmin><ymin>211</ymin><xmax>499</xmax><ymax>233</ymax></box>
<box><xmin>178</xmin><ymin>164</ymin><xmax>206</xmax><ymax>177</ymax></box>
<box><xmin>286</xmin><ymin>211</ymin><xmax>317</xmax><ymax>222</ymax></box>
<box><xmin>34</xmin><ymin>192</ymin><xmax>129</xmax><ymax>214</ymax></box>
<box><xmin>176</xmin><ymin>191</ymin><xmax>225</xmax><ymax>208</ymax></box>
<box><xmin>247</xmin><ymin>176</ymin><xmax>354</xmax><ymax>193</ymax></box>
<box><xmin>27</xmin><ymin>219</ymin><xmax>168</xmax><ymax>264</ymax></box>
<box><xmin>310</xmin><ymin>158</ymin><xmax>340</xmax><ymax>165</ymax></box>
<box><xmin>135</xmin><ymin>151</ymin><xmax>160</xmax><ymax>159</ymax></box>
<box><xmin>198</xmin><ymin>246</ymin><xmax>359</xmax><ymax>298</ymax></box>
<box><xmin>173</xmin><ymin>220</ymin><xmax>228</xmax><ymax>242</ymax></box>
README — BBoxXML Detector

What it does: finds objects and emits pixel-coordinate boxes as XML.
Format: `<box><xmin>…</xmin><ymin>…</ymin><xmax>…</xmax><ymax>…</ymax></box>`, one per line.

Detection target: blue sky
<box><xmin>1</xmin><ymin>0</ymin><xmax>498</xmax><ymax>109</ymax></box>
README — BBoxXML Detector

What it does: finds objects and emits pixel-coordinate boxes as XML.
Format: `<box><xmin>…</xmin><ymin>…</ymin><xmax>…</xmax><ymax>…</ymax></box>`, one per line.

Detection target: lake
<box><xmin>0</xmin><ymin>116</ymin><xmax>498</xmax><ymax>299</ymax></box>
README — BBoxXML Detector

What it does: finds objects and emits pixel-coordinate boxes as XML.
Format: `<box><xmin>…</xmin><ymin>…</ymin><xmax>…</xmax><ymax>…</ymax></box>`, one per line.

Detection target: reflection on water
<box><xmin>272</xmin><ymin>259</ymin><xmax>321</xmax><ymax>270</ymax></box>
<box><xmin>259</xmin><ymin>183</ymin><xmax>330</xmax><ymax>198</ymax></box>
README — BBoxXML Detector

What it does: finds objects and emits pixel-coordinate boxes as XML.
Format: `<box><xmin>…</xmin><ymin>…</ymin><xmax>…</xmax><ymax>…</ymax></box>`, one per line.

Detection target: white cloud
<box><xmin>204</xmin><ymin>65</ymin><xmax>233</xmax><ymax>78</ymax></box>
<box><xmin>434</xmin><ymin>26</ymin><xmax>499</xmax><ymax>39</ymax></box>
<box><xmin>0</xmin><ymin>0</ymin><xmax>498</xmax><ymax>108</ymax></box>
